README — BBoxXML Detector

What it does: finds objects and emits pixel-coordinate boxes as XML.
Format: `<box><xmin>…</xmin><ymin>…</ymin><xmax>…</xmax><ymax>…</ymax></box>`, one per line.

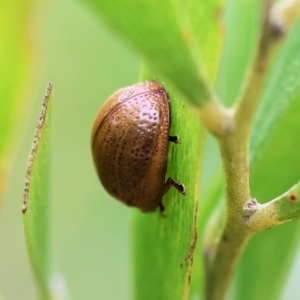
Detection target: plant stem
<box><xmin>205</xmin><ymin>133</ymin><xmax>254</xmax><ymax>300</ymax></box>
<box><xmin>197</xmin><ymin>96</ymin><xmax>233</xmax><ymax>137</ymax></box>
<box><xmin>244</xmin><ymin>182</ymin><xmax>300</xmax><ymax>231</ymax></box>
<box><xmin>203</xmin><ymin>2</ymin><xmax>288</xmax><ymax>299</ymax></box>
<box><xmin>235</xmin><ymin>1</ymin><xmax>285</xmax><ymax>138</ymax></box>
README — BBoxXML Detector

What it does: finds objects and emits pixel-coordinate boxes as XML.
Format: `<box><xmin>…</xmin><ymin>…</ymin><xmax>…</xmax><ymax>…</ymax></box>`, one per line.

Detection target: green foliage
<box><xmin>22</xmin><ymin>84</ymin><xmax>53</xmax><ymax>300</ymax></box>
<box><xmin>203</xmin><ymin>6</ymin><xmax>300</xmax><ymax>300</ymax></box>
<box><xmin>236</xmin><ymin>91</ymin><xmax>300</xmax><ymax>299</ymax></box>
<box><xmin>216</xmin><ymin>0</ymin><xmax>262</xmax><ymax>106</ymax></box>
<box><xmin>81</xmin><ymin>0</ymin><xmax>300</xmax><ymax>299</ymax></box>
<box><xmin>0</xmin><ymin>0</ymin><xmax>38</xmax><ymax>201</ymax></box>
<box><xmin>133</xmin><ymin>66</ymin><xmax>205</xmax><ymax>300</ymax></box>
<box><xmin>2</xmin><ymin>0</ymin><xmax>300</xmax><ymax>299</ymax></box>
<box><xmin>21</xmin><ymin>84</ymin><xmax>68</xmax><ymax>300</ymax></box>
<box><xmin>234</xmin><ymin>19</ymin><xmax>300</xmax><ymax>300</ymax></box>
<box><xmin>82</xmin><ymin>0</ymin><xmax>223</xmax><ymax>106</ymax></box>
<box><xmin>251</xmin><ymin>19</ymin><xmax>300</xmax><ymax>165</ymax></box>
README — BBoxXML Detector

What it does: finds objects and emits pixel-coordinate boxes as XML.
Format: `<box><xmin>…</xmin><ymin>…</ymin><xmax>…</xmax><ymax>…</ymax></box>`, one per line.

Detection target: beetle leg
<box><xmin>159</xmin><ymin>202</ymin><xmax>166</xmax><ymax>215</ymax></box>
<box><xmin>169</xmin><ymin>135</ymin><xmax>180</xmax><ymax>144</ymax></box>
<box><xmin>163</xmin><ymin>177</ymin><xmax>186</xmax><ymax>195</ymax></box>
<box><xmin>159</xmin><ymin>178</ymin><xmax>186</xmax><ymax>215</ymax></box>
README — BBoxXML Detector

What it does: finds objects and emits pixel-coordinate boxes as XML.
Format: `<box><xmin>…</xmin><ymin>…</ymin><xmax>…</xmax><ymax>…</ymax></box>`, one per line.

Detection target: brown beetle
<box><xmin>91</xmin><ymin>80</ymin><xmax>185</xmax><ymax>212</ymax></box>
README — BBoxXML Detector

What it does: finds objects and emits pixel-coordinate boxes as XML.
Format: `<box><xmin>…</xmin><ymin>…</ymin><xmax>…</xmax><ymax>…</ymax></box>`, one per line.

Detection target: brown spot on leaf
<box><xmin>185</xmin><ymin>254</ymin><xmax>193</xmax><ymax>262</ymax></box>
<box><xmin>288</xmin><ymin>193</ymin><xmax>297</xmax><ymax>201</ymax></box>
<box><xmin>185</xmin><ymin>200</ymin><xmax>198</xmax><ymax>262</ymax></box>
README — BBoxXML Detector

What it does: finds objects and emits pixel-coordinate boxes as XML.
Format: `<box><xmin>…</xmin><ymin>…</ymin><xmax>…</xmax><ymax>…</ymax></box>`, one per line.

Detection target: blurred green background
<box><xmin>0</xmin><ymin>0</ymin><xmax>139</xmax><ymax>299</ymax></box>
<box><xmin>0</xmin><ymin>0</ymin><xmax>300</xmax><ymax>299</ymax></box>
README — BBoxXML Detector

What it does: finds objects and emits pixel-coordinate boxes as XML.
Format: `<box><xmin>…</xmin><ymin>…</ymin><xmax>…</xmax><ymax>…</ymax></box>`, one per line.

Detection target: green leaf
<box><xmin>250</xmin><ymin>19</ymin><xmax>300</xmax><ymax>165</ymax></box>
<box><xmin>80</xmin><ymin>0</ymin><xmax>224</xmax><ymax>107</ymax></box>
<box><xmin>133</xmin><ymin>66</ymin><xmax>205</xmax><ymax>300</ymax></box>
<box><xmin>22</xmin><ymin>84</ymin><xmax>54</xmax><ymax>300</ymax></box>
<box><xmin>216</xmin><ymin>0</ymin><xmax>261</xmax><ymax>106</ymax></box>
<box><xmin>0</xmin><ymin>1</ymin><xmax>39</xmax><ymax>202</ymax></box>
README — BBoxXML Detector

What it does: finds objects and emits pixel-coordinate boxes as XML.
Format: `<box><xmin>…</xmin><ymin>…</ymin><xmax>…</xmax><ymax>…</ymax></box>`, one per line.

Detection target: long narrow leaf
<box><xmin>250</xmin><ymin>19</ymin><xmax>300</xmax><ymax>165</ymax></box>
<box><xmin>23</xmin><ymin>83</ymin><xmax>53</xmax><ymax>300</ymax></box>
<box><xmin>81</xmin><ymin>0</ymin><xmax>224</xmax><ymax>107</ymax></box>
<box><xmin>133</xmin><ymin>66</ymin><xmax>205</xmax><ymax>300</ymax></box>
<box><xmin>216</xmin><ymin>0</ymin><xmax>261</xmax><ymax>106</ymax></box>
